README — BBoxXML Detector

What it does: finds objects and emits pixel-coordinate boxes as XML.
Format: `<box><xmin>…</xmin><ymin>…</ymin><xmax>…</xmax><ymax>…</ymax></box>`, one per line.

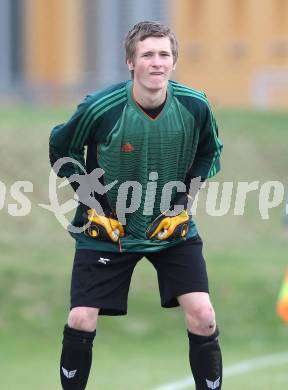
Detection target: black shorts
<box><xmin>70</xmin><ymin>235</ymin><xmax>209</xmax><ymax>316</ymax></box>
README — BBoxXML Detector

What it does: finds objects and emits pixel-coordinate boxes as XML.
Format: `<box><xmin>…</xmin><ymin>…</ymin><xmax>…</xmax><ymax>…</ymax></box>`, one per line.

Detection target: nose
<box><xmin>151</xmin><ymin>54</ymin><xmax>162</xmax><ymax>67</ymax></box>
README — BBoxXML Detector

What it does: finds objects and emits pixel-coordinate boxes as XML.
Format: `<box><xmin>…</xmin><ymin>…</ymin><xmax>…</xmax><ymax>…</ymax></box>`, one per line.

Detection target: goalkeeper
<box><xmin>49</xmin><ymin>21</ymin><xmax>223</xmax><ymax>390</ymax></box>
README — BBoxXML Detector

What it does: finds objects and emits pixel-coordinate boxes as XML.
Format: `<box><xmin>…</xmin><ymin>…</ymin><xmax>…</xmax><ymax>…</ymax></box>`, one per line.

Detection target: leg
<box><xmin>178</xmin><ymin>292</ymin><xmax>222</xmax><ymax>390</ymax></box>
<box><xmin>149</xmin><ymin>236</ymin><xmax>222</xmax><ymax>389</ymax></box>
<box><xmin>60</xmin><ymin>248</ymin><xmax>141</xmax><ymax>389</ymax></box>
<box><xmin>178</xmin><ymin>292</ymin><xmax>216</xmax><ymax>335</ymax></box>
<box><xmin>60</xmin><ymin>307</ymin><xmax>99</xmax><ymax>390</ymax></box>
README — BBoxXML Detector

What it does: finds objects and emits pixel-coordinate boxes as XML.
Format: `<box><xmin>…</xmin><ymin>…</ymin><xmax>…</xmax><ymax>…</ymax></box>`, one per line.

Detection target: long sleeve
<box><xmin>49</xmin><ymin>95</ymin><xmax>96</xmax><ymax>179</ymax></box>
<box><xmin>174</xmin><ymin>100</ymin><xmax>222</xmax><ymax>210</ymax></box>
<box><xmin>189</xmin><ymin>102</ymin><xmax>223</xmax><ymax>180</ymax></box>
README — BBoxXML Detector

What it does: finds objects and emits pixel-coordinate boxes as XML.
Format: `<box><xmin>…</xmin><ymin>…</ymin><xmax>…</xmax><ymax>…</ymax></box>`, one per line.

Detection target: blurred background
<box><xmin>1</xmin><ymin>0</ymin><xmax>288</xmax><ymax>107</ymax></box>
<box><xmin>0</xmin><ymin>1</ymin><xmax>288</xmax><ymax>389</ymax></box>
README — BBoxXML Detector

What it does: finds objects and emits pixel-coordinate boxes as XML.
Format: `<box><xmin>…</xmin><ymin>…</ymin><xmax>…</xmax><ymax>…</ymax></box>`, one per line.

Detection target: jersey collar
<box><xmin>126</xmin><ymin>80</ymin><xmax>173</xmax><ymax>122</ymax></box>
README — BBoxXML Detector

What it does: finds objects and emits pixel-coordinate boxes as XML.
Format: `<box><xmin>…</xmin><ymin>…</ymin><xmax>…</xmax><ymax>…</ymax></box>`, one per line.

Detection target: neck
<box><xmin>132</xmin><ymin>81</ymin><xmax>167</xmax><ymax>109</ymax></box>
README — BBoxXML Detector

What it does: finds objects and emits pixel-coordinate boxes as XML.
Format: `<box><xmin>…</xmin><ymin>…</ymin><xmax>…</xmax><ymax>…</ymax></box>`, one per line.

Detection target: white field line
<box><xmin>151</xmin><ymin>352</ymin><xmax>288</xmax><ymax>390</ymax></box>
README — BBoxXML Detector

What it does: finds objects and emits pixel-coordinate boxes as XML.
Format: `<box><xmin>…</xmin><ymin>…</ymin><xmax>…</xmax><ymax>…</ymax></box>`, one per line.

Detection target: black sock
<box><xmin>188</xmin><ymin>327</ymin><xmax>222</xmax><ymax>390</ymax></box>
<box><xmin>60</xmin><ymin>324</ymin><xmax>96</xmax><ymax>390</ymax></box>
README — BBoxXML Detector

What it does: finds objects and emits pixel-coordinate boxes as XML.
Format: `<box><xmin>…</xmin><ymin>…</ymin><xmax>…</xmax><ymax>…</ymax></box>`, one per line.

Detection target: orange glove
<box><xmin>146</xmin><ymin>210</ymin><xmax>190</xmax><ymax>241</ymax></box>
<box><xmin>85</xmin><ymin>209</ymin><xmax>124</xmax><ymax>242</ymax></box>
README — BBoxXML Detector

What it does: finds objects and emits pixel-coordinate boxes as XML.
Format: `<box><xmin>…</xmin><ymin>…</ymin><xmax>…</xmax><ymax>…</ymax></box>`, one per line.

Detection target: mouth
<box><xmin>150</xmin><ymin>72</ymin><xmax>164</xmax><ymax>76</ymax></box>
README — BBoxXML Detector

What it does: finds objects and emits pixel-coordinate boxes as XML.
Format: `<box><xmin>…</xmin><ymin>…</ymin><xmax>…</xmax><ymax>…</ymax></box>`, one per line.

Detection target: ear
<box><xmin>127</xmin><ymin>58</ymin><xmax>134</xmax><ymax>71</ymax></box>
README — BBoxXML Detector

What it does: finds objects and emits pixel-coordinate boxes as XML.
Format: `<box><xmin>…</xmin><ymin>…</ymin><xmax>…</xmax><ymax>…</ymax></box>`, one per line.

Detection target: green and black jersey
<box><xmin>49</xmin><ymin>80</ymin><xmax>223</xmax><ymax>252</ymax></box>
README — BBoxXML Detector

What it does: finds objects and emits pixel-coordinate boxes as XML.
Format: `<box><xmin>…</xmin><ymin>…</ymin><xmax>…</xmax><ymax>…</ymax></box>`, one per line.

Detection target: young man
<box><xmin>49</xmin><ymin>21</ymin><xmax>223</xmax><ymax>390</ymax></box>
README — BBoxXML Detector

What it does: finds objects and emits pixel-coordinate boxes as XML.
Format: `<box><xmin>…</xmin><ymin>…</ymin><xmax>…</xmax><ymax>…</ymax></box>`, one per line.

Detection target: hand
<box><xmin>146</xmin><ymin>210</ymin><xmax>190</xmax><ymax>241</ymax></box>
<box><xmin>85</xmin><ymin>209</ymin><xmax>124</xmax><ymax>242</ymax></box>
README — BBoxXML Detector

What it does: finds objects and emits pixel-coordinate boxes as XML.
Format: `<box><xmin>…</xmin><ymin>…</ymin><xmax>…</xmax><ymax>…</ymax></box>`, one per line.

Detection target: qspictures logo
<box><xmin>1</xmin><ymin>157</ymin><xmax>288</xmax><ymax>233</ymax></box>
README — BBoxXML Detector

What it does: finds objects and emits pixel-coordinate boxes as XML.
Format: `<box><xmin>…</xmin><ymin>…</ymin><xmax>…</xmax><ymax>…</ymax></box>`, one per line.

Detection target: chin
<box><xmin>147</xmin><ymin>80</ymin><xmax>167</xmax><ymax>90</ymax></box>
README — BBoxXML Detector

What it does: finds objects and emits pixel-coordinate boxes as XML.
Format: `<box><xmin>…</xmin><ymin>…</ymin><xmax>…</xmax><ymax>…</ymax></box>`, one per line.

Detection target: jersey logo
<box><xmin>121</xmin><ymin>143</ymin><xmax>134</xmax><ymax>152</ymax></box>
<box><xmin>205</xmin><ymin>377</ymin><xmax>221</xmax><ymax>389</ymax></box>
<box><xmin>62</xmin><ymin>367</ymin><xmax>77</xmax><ymax>379</ymax></box>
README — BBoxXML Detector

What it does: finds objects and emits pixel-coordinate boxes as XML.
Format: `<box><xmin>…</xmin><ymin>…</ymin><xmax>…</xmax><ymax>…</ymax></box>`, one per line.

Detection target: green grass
<box><xmin>0</xmin><ymin>105</ymin><xmax>288</xmax><ymax>389</ymax></box>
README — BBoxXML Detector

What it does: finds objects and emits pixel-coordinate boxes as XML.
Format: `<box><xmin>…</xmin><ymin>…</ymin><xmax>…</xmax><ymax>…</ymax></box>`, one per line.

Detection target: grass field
<box><xmin>0</xmin><ymin>106</ymin><xmax>288</xmax><ymax>389</ymax></box>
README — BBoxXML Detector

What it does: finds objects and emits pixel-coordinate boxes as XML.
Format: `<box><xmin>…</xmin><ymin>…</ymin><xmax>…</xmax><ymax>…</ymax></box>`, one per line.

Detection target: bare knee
<box><xmin>185</xmin><ymin>304</ymin><xmax>216</xmax><ymax>336</ymax></box>
<box><xmin>68</xmin><ymin>307</ymin><xmax>99</xmax><ymax>332</ymax></box>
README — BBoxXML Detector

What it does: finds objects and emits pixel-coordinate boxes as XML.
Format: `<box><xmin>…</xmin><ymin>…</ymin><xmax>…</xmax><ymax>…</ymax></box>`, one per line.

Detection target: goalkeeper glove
<box><xmin>146</xmin><ymin>210</ymin><xmax>190</xmax><ymax>240</ymax></box>
<box><xmin>146</xmin><ymin>193</ymin><xmax>192</xmax><ymax>241</ymax></box>
<box><xmin>85</xmin><ymin>209</ymin><xmax>124</xmax><ymax>242</ymax></box>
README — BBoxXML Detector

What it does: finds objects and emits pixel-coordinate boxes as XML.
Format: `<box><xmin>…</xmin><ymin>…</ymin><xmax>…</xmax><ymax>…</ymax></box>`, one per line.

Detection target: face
<box><xmin>127</xmin><ymin>36</ymin><xmax>176</xmax><ymax>92</ymax></box>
